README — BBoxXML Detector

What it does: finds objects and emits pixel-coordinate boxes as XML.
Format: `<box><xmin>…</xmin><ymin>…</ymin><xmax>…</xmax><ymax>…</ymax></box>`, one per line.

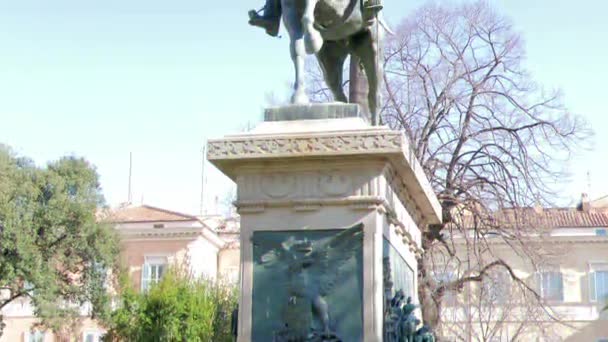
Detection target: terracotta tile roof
<box><xmin>456</xmin><ymin>207</ymin><xmax>608</xmax><ymax>229</ymax></box>
<box><xmin>537</xmin><ymin>208</ymin><xmax>608</xmax><ymax>227</ymax></box>
<box><xmin>106</xmin><ymin>205</ymin><xmax>198</xmax><ymax>223</ymax></box>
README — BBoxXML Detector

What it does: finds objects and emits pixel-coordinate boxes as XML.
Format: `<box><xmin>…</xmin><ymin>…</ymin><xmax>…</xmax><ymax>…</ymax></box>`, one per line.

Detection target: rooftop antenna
<box><xmin>586</xmin><ymin>170</ymin><xmax>592</xmax><ymax>198</ymax></box>
<box><xmin>200</xmin><ymin>145</ymin><xmax>207</xmax><ymax>216</ymax></box>
<box><xmin>128</xmin><ymin>152</ymin><xmax>133</xmax><ymax>204</ymax></box>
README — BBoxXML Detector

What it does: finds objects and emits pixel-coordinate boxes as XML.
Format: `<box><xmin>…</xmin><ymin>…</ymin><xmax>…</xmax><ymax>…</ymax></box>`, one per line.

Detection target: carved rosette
<box><xmin>260</xmin><ymin>174</ymin><xmax>296</xmax><ymax>198</ymax></box>
<box><xmin>319</xmin><ymin>172</ymin><xmax>352</xmax><ymax>196</ymax></box>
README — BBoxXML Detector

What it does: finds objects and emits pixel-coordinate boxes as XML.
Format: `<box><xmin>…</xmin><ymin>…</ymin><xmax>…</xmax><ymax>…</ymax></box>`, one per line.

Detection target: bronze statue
<box><xmin>414</xmin><ymin>325</ymin><xmax>435</xmax><ymax>342</ymax></box>
<box><xmin>400</xmin><ymin>297</ymin><xmax>420</xmax><ymax>342</ymax></box>
<box><xmin>231</xmin><ymin>304</ymin><xmax>239</xmax><ymax>340</ymax></box>
<box><xmin>248</xmin><ymin>0</ymin><xmax>389</xmax><ymax>125</ymax></box>
<box><xmin>248</xmin><ymin>0</ymin><xmax>281</xmax><ymax>37</ymax></box>
<box><xmin>385</xmin><ymin>290</ymin><xmax>405</xmax><ymax>342</ymax></box>
<box><xmin>252</xmin><ymin>223</ymin><xmax>363</xmax><ymax>341</ymax></box>
<box><xmin>385</xmin><ymin>289</ymin><xmax>435</xmax><ymax>342</ymax></box>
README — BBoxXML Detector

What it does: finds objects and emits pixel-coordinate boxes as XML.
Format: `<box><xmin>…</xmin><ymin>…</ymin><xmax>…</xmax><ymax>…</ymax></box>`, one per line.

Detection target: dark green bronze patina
<box><xmin>383</xmin><ymin>239</ymin><xmax>436</xmax><ymax>342</ymax></box>
<box><xmin>251</xmin><ymin>224</ymin><xmax>364</xmax><ymax>342</ymax></box>
<box><xmin>246</xmin><ymin>0</ymin><xmax>389</xmax><ymax>125</ymax></box>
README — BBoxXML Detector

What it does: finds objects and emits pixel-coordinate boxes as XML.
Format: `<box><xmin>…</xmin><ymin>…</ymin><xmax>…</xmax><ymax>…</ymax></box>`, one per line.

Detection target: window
<box><xmin>83</xmin><ymin>330</ymin><xmax>105</xmax><ymax>342</ymax></box>
<box><xmin>434</xmin><ymin>270</ymin><xmax>457</xmax><ymax>305</ymax></box>
<box><xmin>482</xmin><ymin>271</ymin><xmax>510</xmax><ymax>304</ymax></box>
<box><xmin>538</xmin><ymin>272</ymin><xmax>563</xmax><ymax>301</ymax></box>
<box><xmin>141</xmin><ymin>256</ymin><xmax>167</xmax><ymax>291</ymax></box>
<box><xmin>23</xmin><ymin>281</ymin><xmax>35</xmax><ymax>295</ymax></box>
<box><xmin>596</xmin><ymin>229</ymin><xmax>607</xmax><ymax>236</ymax></box>
<box><xmin>222</xmin><ymin>266</ymin><xmax>239</xmax><ymax>284</ymax></box>
<box><xmin>25</xmin><ymin>331</ymin><xmax>45</xmax><ymax>342</ymax></box>
<box><xmin>590</xmin><ymin>270</ymin><xmax>608</xmax><ymax>303</ymax></box>
<box><xmin>91</xmin><ymin>262</ymin><xmax>110</xmax><ymax>290</ymax></box>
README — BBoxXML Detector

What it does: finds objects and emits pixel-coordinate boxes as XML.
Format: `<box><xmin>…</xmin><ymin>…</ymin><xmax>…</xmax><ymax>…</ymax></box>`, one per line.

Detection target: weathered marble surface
<box><xmin>206</xmin><ymin>104</ymin><xmax>442</xmax><ymax>342</ymax></box>
<box><xmin>208</xmin><ymin>109</ymin><xmax>441</xmax><ymax>226</ymax></box>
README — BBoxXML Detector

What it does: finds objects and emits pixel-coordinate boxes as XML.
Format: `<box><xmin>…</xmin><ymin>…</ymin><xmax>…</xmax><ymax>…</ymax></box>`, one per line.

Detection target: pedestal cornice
<box><xmin>208</xmin><ymin>123</ymin><xmax>442</xmax><ymax>226</ymax></box>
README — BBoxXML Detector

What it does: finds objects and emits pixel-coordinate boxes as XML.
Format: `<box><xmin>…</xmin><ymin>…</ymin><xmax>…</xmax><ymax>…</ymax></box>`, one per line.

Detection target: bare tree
<box><xmin>306</xmin><ymin>0</ymin><xmax>590</xmax><ymax>333</ymax></box>
<box><xmin>381</xmin><ymin>1</ymin><xmax>589</xmax><ymax>330</ymax></box>
<box><xmin>436</xmin><ymin>250</ymin><xmax>565</xmax><ymax>341</ymax></box>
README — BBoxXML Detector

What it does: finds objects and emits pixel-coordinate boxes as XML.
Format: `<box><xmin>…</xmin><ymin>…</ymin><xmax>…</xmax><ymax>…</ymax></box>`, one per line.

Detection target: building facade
<box><xmin>5</xmin><ymin>196</ymin><xmax>608</xmax><ymax>341</ymax></box>
<box><xmin>0</xmin><ymin>205</ymin><xmax>240</xmax><ymax>342</ymax></box>
<box><xmin>439</xmin><ymin>195</ymin><xmax>608</xmax><ymax>341</ymax></box>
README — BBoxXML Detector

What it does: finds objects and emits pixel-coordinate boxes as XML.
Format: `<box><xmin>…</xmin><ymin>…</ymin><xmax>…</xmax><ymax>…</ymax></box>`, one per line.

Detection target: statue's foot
<box><xmin>304</xmin><ymin>28</ymin><xmax>323</xmax><ymax>54</ymax></box>
<box><xmin>248</xmin><ymin>10</ymin><xmax>280</xmax><ymax>37</ymax></box>
<box><xmin>362</xmin><ymin>0</ymin><xmax>383</xmax><ymax>24</ymax></box>
<box><xmin>291</xmin><ymin>90</ymin><xmax>309</xmax><ymax>105</ymax></box>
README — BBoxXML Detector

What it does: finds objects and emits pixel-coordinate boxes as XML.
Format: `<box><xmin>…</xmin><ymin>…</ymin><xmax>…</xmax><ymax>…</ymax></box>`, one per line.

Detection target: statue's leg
<box><xmin>316</xmin><ymin>41</ymin><xmax>348</xmax><ymax>103</ymax></box>
<box><xmin>248</xmin><ymin>0</ymin><xmax>282</xmax><ymax>37</ymax></box>
<box><xmin>312</xmin><ymin>295</ymin><xmax>330</xmax><ymax>335</ymax></box>
<box><xmin>349</xmin><ymin>28</ymin><xmax>382</xmax><ymax>125</ymax></box>
<box><xmin>282</xmin><ymin>5</ymin><xmax>309</xmax><ymax>104</ymax></box>
<box><xmin>302</xmin><ymin>0</ymin><xmax>322</xmax><ymax>54</ymax></box>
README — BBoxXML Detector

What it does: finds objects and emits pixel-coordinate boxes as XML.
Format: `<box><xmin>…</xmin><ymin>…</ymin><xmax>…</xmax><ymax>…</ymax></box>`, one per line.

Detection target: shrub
<box><xmin>104</xmin><ymin>268</ymin><xmax>237</xmax><ymax>342</ymax></box>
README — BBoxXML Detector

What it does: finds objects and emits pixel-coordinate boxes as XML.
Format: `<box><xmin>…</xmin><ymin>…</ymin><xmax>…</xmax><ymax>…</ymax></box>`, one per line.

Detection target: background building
<box><xmin>439</xmin><ymin>194</ymin><xmax>608</xmax><ymax>341</ymax></box>
<box><xmin>0</xmin><ymin>204</ymin><xmax>240</xmax><ymax>342</ymax></box>
<box><xmin>5</xmin><ymin>195</ymin><xmax>608</xmax><ymax>341</ymax></box>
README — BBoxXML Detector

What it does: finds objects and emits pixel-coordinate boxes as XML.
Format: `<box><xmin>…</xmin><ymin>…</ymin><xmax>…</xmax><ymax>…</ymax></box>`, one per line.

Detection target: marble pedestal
<box><xmin>207</xmin><ymin>104</ymin><xmax>441</xmax><ymax>342</ymax></box>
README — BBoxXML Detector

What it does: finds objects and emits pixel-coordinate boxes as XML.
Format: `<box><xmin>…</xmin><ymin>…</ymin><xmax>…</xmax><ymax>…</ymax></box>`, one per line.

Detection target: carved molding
<box><xmin>260</xmin><ymin>174</ymin><xmax>296</xmax><ymax>198</ymax></box>
<box><xmin>383</xmin><ymin>165</ymin><xmax>425</xmax><ymax>228</ymax></box>
<box><xmin>293</xmin><ymin>203</ymin><xmax>322</xmax><ymax>212</ymax></box>
<box><xmin>387</xmin><ymin>215</ymin><xmax>423</xmax><ymax>255</ymax></box>
<box><xmin>237</xmin><ymin>204</ymin><xmax>265</xmax><ymax>214</ymax></box>
<box><xmin>207</xmin><ymin>132</ymin><xmax>403</xmax><ymax>160</ymax></box>
<box><xmin>235</xmin><ymin>196</ymin><xmax>385</xmax><ymax>214</ymax></box>
<box><xmin>238</xmin><ymin>170</ymin><xmax>377</xmax><ymax>202</ymax></box>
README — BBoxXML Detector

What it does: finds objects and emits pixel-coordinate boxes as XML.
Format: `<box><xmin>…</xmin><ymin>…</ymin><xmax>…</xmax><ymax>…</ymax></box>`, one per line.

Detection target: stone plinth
<box><xmin>207</xmin><ymin>103</ymin><xmax>441</xmax><ymax>342</ymax></box>
<box><xmin>264</xmin><ymin>102</ymin><xmax>366</xmax><ymax>122</ymax></box>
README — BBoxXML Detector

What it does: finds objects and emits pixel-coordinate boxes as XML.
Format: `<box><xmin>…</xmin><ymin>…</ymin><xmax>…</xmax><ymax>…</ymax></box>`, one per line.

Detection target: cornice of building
<box><xmin>449</xmin><ymin>235</ymin><xmax>608</xmax><ymax>245</ymax></box>
<box><xmin>118</xmin><ymin>227</ymin><xmax>205</xmax><ymax>240</ymax></box>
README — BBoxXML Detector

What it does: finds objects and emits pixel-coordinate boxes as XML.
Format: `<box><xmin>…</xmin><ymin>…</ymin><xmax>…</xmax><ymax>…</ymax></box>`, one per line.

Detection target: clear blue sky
<box><xmin>1</xmin><ymin>0</ymin><xmax>606</xmax><ymax>214</ymax></box>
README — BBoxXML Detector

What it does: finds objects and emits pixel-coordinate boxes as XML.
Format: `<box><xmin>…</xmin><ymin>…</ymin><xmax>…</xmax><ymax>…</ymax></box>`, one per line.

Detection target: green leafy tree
<box><xmin>105</xmin><ymin>268</ymin><xmax>238</xmax><ymax>342</ymax></box>
<box><xmin>0</xmin><ymin>145</ymin><xmax>119</xmax><ymax>335</ymax></box>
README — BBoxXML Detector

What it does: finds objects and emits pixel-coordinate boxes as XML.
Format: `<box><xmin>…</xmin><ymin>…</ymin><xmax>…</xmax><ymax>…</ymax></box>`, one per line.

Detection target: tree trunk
<box><xmin>418</xmin><ymin>252</ymin><xmax>440</xmax><ymax>330</ymax></box>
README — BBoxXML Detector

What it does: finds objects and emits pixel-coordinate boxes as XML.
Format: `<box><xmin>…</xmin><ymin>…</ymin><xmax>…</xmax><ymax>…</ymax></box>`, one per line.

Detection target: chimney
<box><xmin>579</xmin><ymin>193</ymin><xmax>591</xmax><ymax>212</ymax></box>
<box><xmin>533</xmin><ymin>201</ymin><xmax>543</xmax><ymax>214</ymax></box>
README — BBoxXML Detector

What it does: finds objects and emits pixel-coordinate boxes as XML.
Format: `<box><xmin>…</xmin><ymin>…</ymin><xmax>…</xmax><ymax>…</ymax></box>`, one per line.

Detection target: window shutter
<box><xmin>533</xmin><ymin>273</ymin><xmax>541</xmax><ymax>297</ymax></box>
<box><xmin>158</xmin><ymin>264</ymin><xmax>166</xmax><ymax>279</ymax></box>
<box><xmin>141</xmin><ymin>263</ymin><xmax>150</xmax><ymax>291</ymax></box>
<box><xmin>557</xmin><ymin>273</ymin><xmax>564</xmax><ymax>302</ymax></box>
<box><xmin>590</xmin><ymin>272</ymin><xmax>596</xmax><ymax>302</ymax></box>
